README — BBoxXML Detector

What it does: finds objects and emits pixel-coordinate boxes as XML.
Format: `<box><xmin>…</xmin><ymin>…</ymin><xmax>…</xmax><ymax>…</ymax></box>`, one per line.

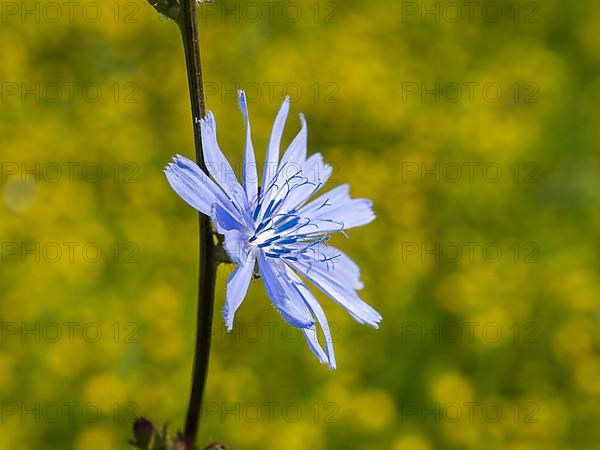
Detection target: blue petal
<box><xmin>302</xmin><ymin>326</ymin><xmax>330</xmax><ymax>366</ymax></box>
<box><xmin>257</xmin><ymin>251</ymin><xmax>314</xmax><ymax>329</ymax></box>
<box><xmin>261</xmin><ymin>96</ymin><xmax>290</xmax><ymax>199</ymax></box>
<box><xmin>284</xmin><ymin>265</ymin><xmax>336</xmax><ymax>369</ymax></box>
<box><xmin>299</xmin><ymin>245</ymin><xmax>364</xmax><ymax>291</ymax></box>
<box><xmin>289</xmin><ymin>258</ymin><xmax>382</xmax><ymax>328</ymax></box>
<box><xmin>254</xmin><ymin>114</ymin><xmax>309</xmax><ymax>222</ymax></box>
<box><xmin>165</xmin><ymin>155</ymin><xmax>251</xmax><ymax>234</ymax></box>
<box><xmin>164</xmin><ymin>155</ymin><xmax>221</xmax><ymax>216</ymax></box>
<box><xmin>298</xmin><ymin>184</ymin><xmax>375</xmax><ymax>234</ymax></box>
<box><xmin>238</xmin><ymin>91</ymin><xmax>259</xmax><ymax>205</ymax></box>
<box><xmin>279</xmin><ymin>113</ymin><xmax>307</xmax><ymax>171</ymax></box>
<box><xmin>278</xmin><ymin>153</ymin><xmax>333</xmax><ymax>214</ymax></box>
<box><xmin>199</xmin><ymin>113</ymin><xmax>246</xmax><ymax>210</ymax></box>
<box><xmin>224</xmin><ymin>255</ymin><xmax>256</xmax><ymax>331</ymax></box>
<box><xmin>229</xmin><ymin>182</ymin><xmax>257</xmax><ymax>230</ymax></box>
<box><xmin>303</xmin><ymin>153</ymin><xmax>333</xmax><ymax>186</ymax></box>
<box><xmin>325</xmin><ymin>249</ymin><xmax>364</xmax><ymax>290</ymax></box>
<box><xmin>256</xmin><ymin>154</ymin><xmax>328</xmax><ymax>227</ymax></box>
<box><xmin>272</xmin><ymin>262</ymin><xmax>330</xmax><ymax>366</ymax></box>
<box><xmin>300</xmin><ymin>183</ymin><xmax>350</xmax><ymax>216</ymax></box>
<box><xmin>222</xmin><ymin>229</ymin><xmax>251</xmax><ymax>264</ymax></box>
<box><xmin>213</xmin><ymin>202</ymin><xmax>246</xmax><ymax>234</ymax></box>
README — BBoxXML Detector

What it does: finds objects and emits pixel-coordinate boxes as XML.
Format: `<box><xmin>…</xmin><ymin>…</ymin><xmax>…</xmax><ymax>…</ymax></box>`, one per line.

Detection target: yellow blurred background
<box><xmin>1</xmin><ymin>0</ymin><xmax>599</xmax><ymax>449</ymax></box>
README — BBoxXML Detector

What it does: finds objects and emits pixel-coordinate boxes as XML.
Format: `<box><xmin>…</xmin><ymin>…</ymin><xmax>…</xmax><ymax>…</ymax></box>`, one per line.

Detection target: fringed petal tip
<box><xmin>302</xmin><ymin>326</ymin><xmax>329</xmax><ymax>365</ymax></box>
<box><xmin>238</xmin><ymin>90</ymin><xmax>249</xmax><ymax>115</ymax></box>
<box><xmin>367</xmin><ymin>313</ymin><xmax>383</xmax><ymax>329</ymax></box>
<box><xmin>354</xmin><ymin>304</ymin><xmax>382</xmax><ymax>328</ymax></box>
<box><xmin>164</xmin><ymin>155</ymin><xmax>202</xmax><ymax>179</ymax></box>
<box><xmin>364</xmin><ymin>198</ymin><xmax>376</xmax><ymax>216</ymax></box>
<box><xmin>163</xmin><ymin>162</ymin><xmax>176</xmax><ymax>174</ymax></box>
<box><xmin>197</xmin><ymin>111</ymin><xmax>216</xmax><ymax>128</ymax></box>
<box><xmin>324</xmin><ymin>352</ymin><xmax>337</xmax><ymax>370</ymax></box>
<box><xmin>312</xmin><ymin>354</ymin><xmax>335</xmax><ymax>370</ymax></box>
<box><xmin>314</xmin><ymin>345</ymin><xmax>337</xmax><ymax>370</ymax></box>
<box><xmin>317</xmin><ymin>353</ymin><xmax>331</xmax><ymax>368</ymax></box>
<box><xmin>373</xmin><ymin>318</ymin><xmax>383</xmax><ymax>330</ymax></box>
<box><xmin>320</xmin><ymin>345</ymin><xmax>337</xmax><ymax>370</ymax></box>
<box><xmin>166</xmin><ymin>154</ymin><xmax>193</xmax><ymax>167</ymax></box>
<box><xmin>223</xmin><ymin>313</ymin><xmax>234</xmax><ymax>333</ymax></box>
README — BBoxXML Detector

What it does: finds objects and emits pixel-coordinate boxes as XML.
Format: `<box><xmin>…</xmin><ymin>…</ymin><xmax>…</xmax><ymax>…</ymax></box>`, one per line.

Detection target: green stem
<box><xmin>176</xmin><ymin>1</ymin><xmax>217</xmax><ymax>448</ymax></box>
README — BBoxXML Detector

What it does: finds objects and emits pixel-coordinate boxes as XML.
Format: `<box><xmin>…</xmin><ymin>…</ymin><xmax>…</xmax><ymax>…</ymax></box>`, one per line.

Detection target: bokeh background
<box><xmin>1</xmin><ymin>0</ymin><xmax>600</xmax><ymax>449</ymax></box>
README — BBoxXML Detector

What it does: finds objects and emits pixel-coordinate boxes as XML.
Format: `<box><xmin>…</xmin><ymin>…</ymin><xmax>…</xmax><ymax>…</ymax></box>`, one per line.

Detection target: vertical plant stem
<box><xmin>176</xmin><ymin>0</ymin><xmax>217</xmax><ymax>448</ymax></box>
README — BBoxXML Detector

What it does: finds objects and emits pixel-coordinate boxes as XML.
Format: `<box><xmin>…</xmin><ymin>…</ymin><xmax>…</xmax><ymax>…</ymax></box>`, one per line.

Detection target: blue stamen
<box><xmin>258</xmin><ymin>236</ymin><xmax>282</xmax><ymax>248</ymax></box>
<box><xmin>255</xmin><ymin>218</ymin><xmax>272</xmax><ymax>235</ymax></box>
<box><xmin>269</xmin><ymin>247</ymin><xmax>293</xmax><ymax>254</ymax></box>
<box><xmin>275</xmin><ymin>216</ymin><xmax>301</xmax><ymax>233</ymax></box>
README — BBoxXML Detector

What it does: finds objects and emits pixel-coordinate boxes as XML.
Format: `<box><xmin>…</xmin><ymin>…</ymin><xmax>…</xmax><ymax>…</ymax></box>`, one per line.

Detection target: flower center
<box><xmin>247</xmin><ymin>212</ymin><xmax>334</xmax><ymax>263</ymax></box>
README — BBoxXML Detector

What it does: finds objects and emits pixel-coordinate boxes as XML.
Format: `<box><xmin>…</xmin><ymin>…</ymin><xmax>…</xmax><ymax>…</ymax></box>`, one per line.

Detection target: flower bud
<box><xmin>132</xmin><ymin>417</ymin><xmax>157</xmax><ymax>449</ymax></box>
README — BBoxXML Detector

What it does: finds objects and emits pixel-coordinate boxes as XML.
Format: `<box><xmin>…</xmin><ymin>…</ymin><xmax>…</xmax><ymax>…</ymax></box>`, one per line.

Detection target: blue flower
<box><xmin>165</xmin><ymin>91</ymin><xmax>381</xmax><ymax>369</ymax></box>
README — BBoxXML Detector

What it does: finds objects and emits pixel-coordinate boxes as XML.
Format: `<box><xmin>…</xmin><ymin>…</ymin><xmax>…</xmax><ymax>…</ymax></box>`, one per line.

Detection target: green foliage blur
<box><xmin>1</xmin><ymin>0</ymin><xmax>599</xmax><ymax>449</ymax></box>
